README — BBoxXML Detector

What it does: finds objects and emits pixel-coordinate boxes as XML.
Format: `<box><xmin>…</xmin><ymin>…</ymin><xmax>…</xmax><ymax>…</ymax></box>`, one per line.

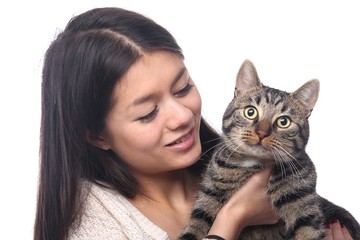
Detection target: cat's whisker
<box><xmin>288</xmin><ymin>160</ymin><xmax>303</xmax><ymax>182</ymax></box>
<box><xmin>271</xmin><ymin>148</ymin><xmax>286</xmax><ymax>178</ymax></box>
<box><xmin>271</xmin><ymin>148</ymin><xmax>287</xmax><ymax>179</ymax></box>
<box><xmin>227</xmin><ymin>143</ymin><xmax>243</xmax><ymax>163</ymax></box>
<box><xmin>275</xmin><ymin>145</ymin><xmax>307</xmax><ymax>184</ymax></box>
<box><xmin>201</xmin><ymin>140</ymin><xmax>228</xmax><ymax>159</ymax></box>
<box><xmin>221</xmin><ymin>139</ymin><xmax>241</xmax><ymax>163</ymax></box>
<box><xmin>201</xmin><ymin>140</ymin><xmax>235</xmax><ymax>160</ymax></box>
<box><xmin>213</xmin><ymin>141</ymin><xmax>232</xmax><ymax>160</ymax></box>
<box><xmin>211</xmin><ymin>144</ymin><xmax>226</xmax><ymax>158</ymax></box>
<box><xmin>273</xmin><ymin>145</ymin><xmax>300</xmax><ymax>178</ymax></box>
<box><xmin>272</xmin><ymin>141</ymin><xmax>297</xmax><ymax>162</ymax></box>
<box><xmin>201</xmin><ymin>137</ymin><xmax>223</xmax><ymax>145</ymax></box>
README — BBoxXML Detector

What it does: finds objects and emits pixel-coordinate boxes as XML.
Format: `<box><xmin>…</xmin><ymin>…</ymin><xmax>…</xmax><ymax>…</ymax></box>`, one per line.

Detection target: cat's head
<box><xmin>222</xmin><ymin>59</ymin><xmax>319</xmax><ymax>163</ymax></box>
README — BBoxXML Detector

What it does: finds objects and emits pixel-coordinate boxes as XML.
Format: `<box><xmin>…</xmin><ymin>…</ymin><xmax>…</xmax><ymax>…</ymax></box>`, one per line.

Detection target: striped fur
<box><xmin>177</xmin><ymin>60</ymin><xmax>360</xmax><ymax>240</ymax></box>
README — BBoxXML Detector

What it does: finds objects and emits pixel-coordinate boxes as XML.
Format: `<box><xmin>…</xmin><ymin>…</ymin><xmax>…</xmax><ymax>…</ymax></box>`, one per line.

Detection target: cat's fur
<box><xmin>178</xmin><ymin>60</ymin><xmax>360</xmax><ymax>239</ymax></box>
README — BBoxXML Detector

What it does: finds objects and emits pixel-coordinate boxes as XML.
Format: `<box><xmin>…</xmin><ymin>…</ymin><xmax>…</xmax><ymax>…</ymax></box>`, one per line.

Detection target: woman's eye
<box><xmin>174</xmin><ymin>83</ymin><xmax>193</xmax><ymax>97</ymax></box>
<box><xmin>244</xmin><ymin>106</ymin><xmax>258</xmax><ymax>120</ymax></box>
<box><xmin>137</xmin><ymin>106</ymin><xmax>159</xmax><ymax>122</ymax></box>
<box><xmin>276</xmin><ymin>116</ymin><xmax>291</xmax><ymax>128</ymax></box>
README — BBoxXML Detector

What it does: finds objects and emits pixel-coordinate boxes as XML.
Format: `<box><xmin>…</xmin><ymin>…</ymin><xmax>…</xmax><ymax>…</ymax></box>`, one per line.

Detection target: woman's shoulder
<box><xmin>68</xmin><ymin>180</ymin><xmax>169</xmax><ymax>240</ymax></box>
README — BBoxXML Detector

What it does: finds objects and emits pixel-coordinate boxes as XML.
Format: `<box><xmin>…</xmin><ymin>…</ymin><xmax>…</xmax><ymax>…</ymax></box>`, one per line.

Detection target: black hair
<box><xmin>34</xmin><ymin>7</ymin><xmax>220</xmax><ymax>240</ymax></box>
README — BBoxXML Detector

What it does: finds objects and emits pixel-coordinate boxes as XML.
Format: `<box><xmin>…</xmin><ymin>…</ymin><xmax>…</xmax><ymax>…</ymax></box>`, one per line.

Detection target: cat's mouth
<box><xmin>245</xmin><ymin>140</ymin><xmax>275</xmax><ymax>158</ymax></box>
<box><xmin>245</xmin><ymin>138</ymin><xmax>267</xmax><ymax>147</ymax></box>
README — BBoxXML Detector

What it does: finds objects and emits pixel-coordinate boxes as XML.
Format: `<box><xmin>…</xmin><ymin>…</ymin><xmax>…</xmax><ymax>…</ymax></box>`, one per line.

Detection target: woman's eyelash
<box><xmin>138</xmin><ymin>106</ymin><xmax>159</xmax><ymax>122</ymax></box>
<box><xmin>137</xmin><ymin>81</ymin><xmax>193</xmax><ymax>123</ymax></box>
<box><xmin>175</xmin><ymin>83</ymin><xmax>193</xmax><ymax>96</ymax></box>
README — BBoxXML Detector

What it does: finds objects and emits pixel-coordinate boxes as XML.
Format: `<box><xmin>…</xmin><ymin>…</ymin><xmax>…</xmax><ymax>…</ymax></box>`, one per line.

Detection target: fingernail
<box><xmin>325</xmin><ymin>222</ymin><xmax>330</xmax><ymax>229</ymax></box>
<box><xmin>330</xmin><ymin>218</ymin><xmax>338</xmax><ymax>224</ymax></box>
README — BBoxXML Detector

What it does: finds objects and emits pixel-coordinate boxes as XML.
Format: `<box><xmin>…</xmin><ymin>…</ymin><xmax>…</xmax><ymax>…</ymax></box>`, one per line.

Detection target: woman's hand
<box><xmin>204</xmin><ymin>167</ymin><xmax>355</xmax><ymax>240</ymax></box>
<box><xmin>224</xmin><ymin>166</ymin><xmax>279</xmax><ymax>227</ymax></box>
<box><xmin>207</xmin><ymin>166</ymin><xmax>279</xmax><ymax>239</ymax></box>
<box><xmin>325</xmin><ymin>219</ymin><xmax>353</xmax><ymax>240</ymax></box>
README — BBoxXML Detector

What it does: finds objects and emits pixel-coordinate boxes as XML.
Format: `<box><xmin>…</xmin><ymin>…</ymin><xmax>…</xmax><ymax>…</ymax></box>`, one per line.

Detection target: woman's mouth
<box><xmin>166</xmin><ymin>130</ymin><xmax>195</xmax><ymax>150</ymax></box>
<box><xmin>167</xmin><ymin>133</ymin><xmax>191</xmax><ymax>146</ymax></box>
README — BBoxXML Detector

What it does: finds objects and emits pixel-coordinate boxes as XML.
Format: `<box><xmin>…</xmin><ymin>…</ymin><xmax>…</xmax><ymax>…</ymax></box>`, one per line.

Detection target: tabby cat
<box><xmin>178</xmin><ymin>59</ymin><xmax>360</xmax><ymax>239</ymax></box>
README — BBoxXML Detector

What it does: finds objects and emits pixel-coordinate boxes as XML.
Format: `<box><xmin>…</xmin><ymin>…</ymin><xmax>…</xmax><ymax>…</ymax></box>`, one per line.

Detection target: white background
<box><xmin>1</xmin><ymin>1</ymin><xmax>359</xmax><ymax>239</ymax></box>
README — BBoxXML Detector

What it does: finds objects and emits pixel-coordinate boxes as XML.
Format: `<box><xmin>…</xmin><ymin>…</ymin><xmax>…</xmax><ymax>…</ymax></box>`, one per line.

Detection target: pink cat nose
<box><xmin>257</xmin><ymin>130</ymin><xmax>269</xmax><ymax>140</ymax></box>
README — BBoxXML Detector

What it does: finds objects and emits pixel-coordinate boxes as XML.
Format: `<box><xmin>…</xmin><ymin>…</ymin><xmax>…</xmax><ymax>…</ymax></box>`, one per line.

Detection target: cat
<box><xmin>177</xmin><ymin>59</ymin><xmax>360</xmax><ymax>239</ymax></box>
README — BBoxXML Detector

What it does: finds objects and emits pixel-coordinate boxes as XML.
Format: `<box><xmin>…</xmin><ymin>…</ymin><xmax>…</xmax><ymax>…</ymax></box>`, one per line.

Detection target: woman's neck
<box><xmin>129</xmin><ymin>169</ymin><xmax>199</xmax><ymax>239</ymax></box>
<box><xmin>133</xmin><ymin>169</ymin><xmax>199</xmax><ymax>206</ymax></box>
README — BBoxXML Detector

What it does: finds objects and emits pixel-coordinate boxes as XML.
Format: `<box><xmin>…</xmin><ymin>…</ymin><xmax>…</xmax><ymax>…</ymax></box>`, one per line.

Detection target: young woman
<box><xmin>34</xmin><ymin>7</ymin><xmax>352</xmax><ymax>240</ymax></box>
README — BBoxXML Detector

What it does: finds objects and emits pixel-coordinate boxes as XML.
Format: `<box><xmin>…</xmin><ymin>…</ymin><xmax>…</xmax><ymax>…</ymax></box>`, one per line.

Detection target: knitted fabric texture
<box><xmin>68</xmin><ymin>182</ymin><xmax>169</xmax><ymax>240</ymax></box>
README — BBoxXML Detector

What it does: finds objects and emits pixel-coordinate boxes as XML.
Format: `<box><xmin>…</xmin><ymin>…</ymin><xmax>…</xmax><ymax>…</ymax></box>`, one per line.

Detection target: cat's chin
<box><xmin>246</xmin><ymin>146</ymin><xmax>274</xmax><ymax>159</ymax></box>
<box><xmin>241</xmin><ymin>158</ymin><xmax>273</xmax><ymax>168</ymax></box>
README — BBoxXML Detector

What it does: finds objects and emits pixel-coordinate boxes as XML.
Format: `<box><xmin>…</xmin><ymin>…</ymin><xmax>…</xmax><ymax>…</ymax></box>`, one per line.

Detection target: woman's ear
<box><xmin>86</xmin><ymin>130</ymin><xmax>111</xmax><ymax>150</ymax></box>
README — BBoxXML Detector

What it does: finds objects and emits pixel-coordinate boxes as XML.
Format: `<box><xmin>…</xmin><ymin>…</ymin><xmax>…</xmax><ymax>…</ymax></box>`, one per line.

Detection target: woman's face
<box><xmin>97</xmin><ymin>51</ymin><xmax>202</xmax><ymax>176</ymax></box>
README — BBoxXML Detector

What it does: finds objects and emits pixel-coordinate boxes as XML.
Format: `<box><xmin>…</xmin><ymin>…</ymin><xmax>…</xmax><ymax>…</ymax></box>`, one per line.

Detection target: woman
<box><xmin>34</xmin><ymin>7</ymin><xmax>352</xmax><ymax>240</ymax></box>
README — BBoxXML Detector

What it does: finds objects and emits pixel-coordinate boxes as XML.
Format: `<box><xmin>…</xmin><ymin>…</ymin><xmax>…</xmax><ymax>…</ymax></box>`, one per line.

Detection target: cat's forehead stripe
<box><xmin>281</xmin><ymin>105</ymin><xmax>288</xmax><ymax>113</ymax></box>
<box><xmin>258</xmin><ymin>87</ymin><xmax>289</xmax><ymax>107</ymax></box>
<box><xmin>255</xmin><ymin>96</ymin><xmax>261</xmax><ymax>105</ymax></box>
<box><xmin>265</xmin><ymin>92</ymin><xmax>271</xmax><ymax>104</ymax></box>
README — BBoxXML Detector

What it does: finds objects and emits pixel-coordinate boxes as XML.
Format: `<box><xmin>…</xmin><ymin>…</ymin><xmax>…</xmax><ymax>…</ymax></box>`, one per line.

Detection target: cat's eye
<box><xmin>244</xmin><ymin>106</ymin><xmax>258</xmax><ymax>120</ymax></box>
<box><xmin>276</xmin><ymin>116</ymin><xmax>291</xmax><ymax>128</ymax></box>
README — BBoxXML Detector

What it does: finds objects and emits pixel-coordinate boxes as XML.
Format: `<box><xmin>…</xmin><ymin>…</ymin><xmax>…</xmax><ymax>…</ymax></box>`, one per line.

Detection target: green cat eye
<box><xmin>244</xmin><ymin>106</ymin><xmax>258</xmax><ymax>120</ymax></box>
<box><xmin>276</xmin><ymin>116</ymin><xmax>291</xmax><ymax>128</ymax></box>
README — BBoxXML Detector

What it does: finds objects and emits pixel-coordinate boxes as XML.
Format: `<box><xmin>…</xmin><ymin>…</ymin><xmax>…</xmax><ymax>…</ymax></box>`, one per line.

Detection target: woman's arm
<box><xmin>206</xmin><ymin>167</ymin><xmax>354</xmax><ymax>240</ymax></box>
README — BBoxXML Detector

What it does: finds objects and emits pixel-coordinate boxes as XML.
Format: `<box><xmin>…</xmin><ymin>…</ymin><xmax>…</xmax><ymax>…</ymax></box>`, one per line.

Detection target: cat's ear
<box><xmin>235</xmin><ymin>59</ymin><xmax>262</xmax><ymax>97</ymax></box>
<box><xmin>291</xmin><ymin>79</ymin><xmax>320</xmax><ymax>116</ymax></box>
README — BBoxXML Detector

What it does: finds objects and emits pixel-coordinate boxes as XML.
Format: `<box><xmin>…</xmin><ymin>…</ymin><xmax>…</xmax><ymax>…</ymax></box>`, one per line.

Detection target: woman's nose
<box><xmin>165</xmin><ymin>99</ymin><xmax>192</xmax><ymax>130</ymax></box>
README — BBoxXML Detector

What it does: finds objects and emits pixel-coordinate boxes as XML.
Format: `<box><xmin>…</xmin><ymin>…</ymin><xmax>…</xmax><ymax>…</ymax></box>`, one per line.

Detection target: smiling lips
<box><xmin>166</xmin><ymin>130</ymin><xmax>195</xmax><ymax>150</ymax></box>
<box><xmin>168</xmin><ymin>133</ymin><xmax>191</xmax><ymax>146</ymax></box>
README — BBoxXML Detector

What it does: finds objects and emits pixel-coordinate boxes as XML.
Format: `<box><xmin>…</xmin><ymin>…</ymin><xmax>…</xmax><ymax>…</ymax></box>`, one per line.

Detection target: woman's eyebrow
<box><xmin>171</xmin><ymin>67</ymin><xmax>187</xmax><ymax>88</ymax></box>
<box><xmin>131</xmin><ymin>67</ymin><xmax>187</xmax><ymax>108</ymax></box>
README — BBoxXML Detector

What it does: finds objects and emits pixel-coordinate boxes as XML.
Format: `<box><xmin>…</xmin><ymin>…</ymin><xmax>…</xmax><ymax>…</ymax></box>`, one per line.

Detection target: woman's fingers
<box><xmin>325</xmin><ymin>219</ymin><xmax>353</xmax><ymax>240</ymax></box>
<box><xmin>247</xmin><ymin>166</ymin><xmax>272</xmax><ymax>188</ymax></box>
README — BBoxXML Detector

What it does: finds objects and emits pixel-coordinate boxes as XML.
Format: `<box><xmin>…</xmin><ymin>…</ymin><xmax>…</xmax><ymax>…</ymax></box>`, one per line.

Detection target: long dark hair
<box><xmin>34</xmin><ymin>7</ymin><xmax>220</xmax><ymax>240</ymax></box>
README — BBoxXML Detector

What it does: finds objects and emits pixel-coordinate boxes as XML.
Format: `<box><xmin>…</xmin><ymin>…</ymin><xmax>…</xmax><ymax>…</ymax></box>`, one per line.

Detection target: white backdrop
<box><xmin>1</xmin><ymin>1</ymin><xmax>359</xmax><ymax>239</ymax></box>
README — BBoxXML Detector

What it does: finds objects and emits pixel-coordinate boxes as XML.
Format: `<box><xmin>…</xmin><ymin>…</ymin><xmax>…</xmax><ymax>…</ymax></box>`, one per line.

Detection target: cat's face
<box><xmin>222</xmin><ymin>60</ymin><xmax>319</xmax><ymax>163</ymax></box>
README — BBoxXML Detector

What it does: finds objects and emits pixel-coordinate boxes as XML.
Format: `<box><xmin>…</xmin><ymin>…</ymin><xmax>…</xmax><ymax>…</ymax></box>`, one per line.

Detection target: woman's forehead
<box><xmin>112</xmin><ymin>51</ymin><xmax>186</xmax><ymax>106</ymax></box>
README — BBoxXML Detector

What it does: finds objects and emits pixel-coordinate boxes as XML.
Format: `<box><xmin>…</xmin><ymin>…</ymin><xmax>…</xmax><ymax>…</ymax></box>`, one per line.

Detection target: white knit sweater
<box><xmin>68</xmin><ymin>182</ymin><xmax>170</xmax><ymax>240</ymax></box>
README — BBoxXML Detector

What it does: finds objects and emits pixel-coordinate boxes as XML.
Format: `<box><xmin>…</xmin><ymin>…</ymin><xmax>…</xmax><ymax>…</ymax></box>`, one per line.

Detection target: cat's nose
<box><xmin>257</xmin><ymin>130</ymin><xmax>269</xmax><ymax>140</ymax></box>
<box><xmin>256</xmin><ymin>121</ymin><xmax>271</xmax><ymax>140</ymax></box>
